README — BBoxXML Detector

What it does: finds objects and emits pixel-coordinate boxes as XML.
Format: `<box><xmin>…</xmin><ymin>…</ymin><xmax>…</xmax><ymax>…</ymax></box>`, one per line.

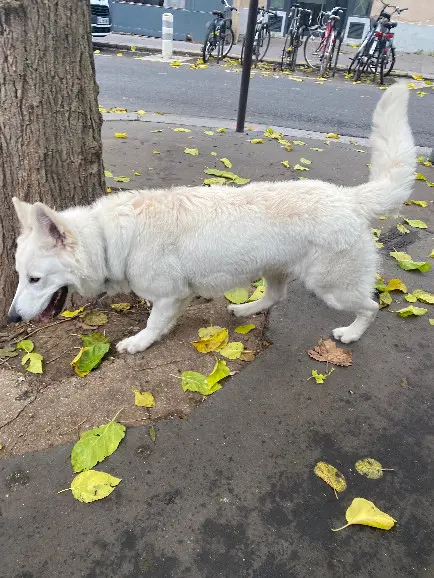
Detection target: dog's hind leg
<box><xmin>116</xmin><ymin>295</ymin><xmax>193</xmax><ymax>354</ymax></box>
<box><xmin>228</xmin><ymin>273</ymin><xmax>287</xmax><ymax>317</ymax></box>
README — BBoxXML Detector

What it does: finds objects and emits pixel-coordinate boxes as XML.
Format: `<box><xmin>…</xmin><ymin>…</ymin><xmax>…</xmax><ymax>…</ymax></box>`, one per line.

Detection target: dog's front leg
<box><xmin>116</xmin><ymin>295</ymin><xmax>192</xmax><ymax>354</ymax></box>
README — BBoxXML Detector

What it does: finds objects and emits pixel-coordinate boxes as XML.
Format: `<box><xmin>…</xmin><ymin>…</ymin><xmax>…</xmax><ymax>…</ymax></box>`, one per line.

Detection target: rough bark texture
<box><xmin>0</xmin><ymin>0</ymin><xmax>104</xmax><ymax>326</ymax></box>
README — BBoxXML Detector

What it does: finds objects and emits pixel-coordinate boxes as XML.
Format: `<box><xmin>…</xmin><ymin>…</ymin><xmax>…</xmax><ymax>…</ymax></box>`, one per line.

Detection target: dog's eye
<box><xmin>29</xmin><ymin>277</ymin><xmax>41</xmax><ymax>284</ymax></box>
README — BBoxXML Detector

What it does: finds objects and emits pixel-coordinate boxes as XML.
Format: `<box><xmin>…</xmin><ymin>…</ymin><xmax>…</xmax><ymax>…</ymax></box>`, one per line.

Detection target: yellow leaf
<box><xmin>249</xmin><ymin>138</ymin><xmax>264</xmax><ymax>144</ymax></box>
<box><xmin>68</xmin><ymin>470</ymin><xmax>121</xmax><ymax>503</ymax></box>
<box><xmin>224</xmin><ymin>288</ymin><xmax>249</xmax><ymax>304</ymax></box>
<box><xmin>314</xmin><ymin>461</ymin><xmax>346</xmax><ymax>493</ymax></box>
<box><xmin>22</xmin><ymin>352</ymin><xmax>43</xmax><ymax>374</ymax></box>
<box><xmin>404</xmin><ymin>218</ymin><xmax>427</xmax><ymax>229</ymax></box>
<box><xmin>417</xmin><ymin>91</ymin><xmax>427</xmax><ymax>97</ymax></box>
<box><xmin>386</xmin><ymin>279</ymin><xmax>407</xmax><ymax>293</ymax></box>
<box><xmin>218</xmin><ymin>341</ymin><xmax>244</xmax><ymax>360</ymax></box>
<box><xmin>216</xmin><ymin>128</ymin><xmax>226</xmax><ymax>133</ymax></box>
<box><xmin>415</xmin><ymin>173</ymin><xmax>426</xmax><ymax>181</ymax></box>
<box><xmin>207</xmin><ymin>359</ymin><xmax>230</xmax><ymax>387</ymax></box>
<box><xmin>395</xmin><ymin>305</ymin><xmax>428</xmax><ymax>317</ymax></box>
<box><xmin>411</xmin><ymin>200</ymin><xmax>428</xmax><ymax>207</ymax></box>
<box><xmin>397</xmin><ymin>223</ymin><xmax>410</xmax><ymax>234</ymax></box>
<box><xmin>184</xmin><ymin>148</ymin><xmax>199</xmax><ymax>155</ymax></box>
<box><xmin>134</xmin><ymin>171</ymin><xmax>141</xmax><ymax>176</ymax></box>
<box><xmin>115</xmin><ymin>132</ymin><xmax>127</xmax><ymax>138</ymax></box>
<box><xmin>94</xmin><ymin>50</ymin><xmax>101</xmax><ymax>54</ymax></box>
<box><xmin>82</xmin><ymin>310</ymin><xmax>108</xmax><ymax>326</ymax></box>
<box><xmin>104</xmin><ymin>170</ymin><xmax>113</xmax><ymax>178</ymax></box>
<box><xmin>390</xmin><ymin>251</ymin><xmax>431</xmax><ymax>272</ymax></box>
<box><xmin>111</xmin><ymin>303</ymin><xmax>131</xmax><ymax>311</ymax></box>
<box><xmin>204</xmin><ymin>131</ymin><xmax>214</xmax><ymax>135</ymax></box>
<box><xmin>192</xmin><ymin>326</ymin><xmax>229</xmax><ymax>353</ymax></box>
<box><xmin>203</xmin><ymin>177</ymin><xmax>227</xmax><ymax>186</ymax></box>
<box><xmin>278</xmin><ymin>139</ymin><xmax>291</xmax><ymax>147</ymax></box>
<box><xmin>332</xmin><ymin>498</ymin><xmax>396</xmax><ymax>532</ymax></box>
<box><xmin>210</xmin><ymin>152</ymin><xmax>217</xmax><ymax>156</ymax></box>
<box><xmin>407</xmin><ymin>82</ymin><xmax>416</xmax><ymax>90</ymax></box>
<box><xmin>170</xmin><ymin>60</ymin><xmax>182</xmax><ymax>67</ymax></box>
<box><xmin>294</xmin><ymin>164</ymin><xmax>309</xmax><ymax>171</ymax></box>
<box><xmin>310</xmin><ymin>368</ymin><xmax>334</xmax><ymax>383</ymax></box>
<box><xmin>133</xmin><ymin>389</ymin><xmax>155</xmax><ymax>408</ymax></box>
<box><xmin>151</xmin><ymin>129</ymin><xmax>163</xmax><ymax>133</ymax></box>
<box><xmin>405</xmin><ymin>294</ymin><xmax>417</xmax><ymax>302</ymax></box>
<box><xmin>234</xmin><ymin>324</ymin><xmax>255</xmax><ymax>334</ymax></box>
<box><xmin>17</xmin><ymin>339</ymin><xmax>34</xmax><ymax>353</ymax></box>
<box><xmin>379</xmin><ymin>291</ymin><xmax>392</xmax><ymax>308</ymax></box>
<box><xmin>429</xmin><ymin>319</ymin><xmax>434</xmax><ymax>325</ymax></box>
<box><xmin>412</xmin><ymin>74</ymin><xmax>423</xmax><ymax>81</ymax></box>
<box><xmin>281</xmin><ymin>160</ymin><xmax>291</xmax><ymax>168</ymax></box>
<box><xmin>152</xmin><ymin>150</ymin><xmax>160</xmax><ymax>154</ymax></box>
<box><xmin>300</xmin><ymin>158</ymin><xmax>312</xmax><ymax>165</ymax></box>
<box><xmin>116</xmin><ymin>52</ymin><xmax>123</xmax><ymax>57</ymax></box>
<box><xmin>113</xmin><ymin>176</ymin><xmax>131</xmax><ymax>183</ymax></box>
<box><xmin>355</xmin><ymin>458</ymin><xmax>387</xmax><ymax>479</ymax></box>
<box><xmin>326</xmin><ymin>133</ymin><xmax>340</xmax><ymax>139</ymax></box>
<box><xmin>130</xmin><ymin>45</ymin><xmax>136</xmax><ymax>52</ymax></box>
<box><xmin>60</xmin><ymin>307</ymin><xmax>84</xmax><ymax>318</ymax></box>
<box><xmin>376</xmin><ymin>242</ymin><xmax>384</xmax><ymax>248</ymax></box>
<box><xmin>293</xmin><ymin>140</ymin><xmax>306</xmax><ymax>145</ymax></box>
<box><xmin>310</xmin><ymin>147</ymin><xmax>323</xmax><ymax>152</ymax></box>
<box><xmin>248</xmin><ymin>285</ymin><xmax>266</xmax><ymax>302</ymax></box>
<box><xmin>356</xmin><ymin>149</ymin><xmax>367</xmax><ymax>153</ymax></box>
<box><xmin>411</xmin><ymin>289</ymin><xmax>434</xmax><ymax>304</ymax></box>
<box><xmin>106</xmin><ymin>187</ymin><xmax>112</xmax><ymax>193</ymax></box>
<box><xmin>430</xmin><ymin>250</ymin><xmax>434</xmax><ymax>258</ymax></box>
<box><xmin>173</xmin><ymin>128</ymin><xmax>191</xmax><ymax>132</ymax></box>
<box><xmin>371</xmin><ymin>228</ymin><xmax>381</xmax><ymax>237</ymax></box>
<box><xmin>220</xmin><ymin>158</ymin><xmax>232</xmax><ymax>168</ymax></box>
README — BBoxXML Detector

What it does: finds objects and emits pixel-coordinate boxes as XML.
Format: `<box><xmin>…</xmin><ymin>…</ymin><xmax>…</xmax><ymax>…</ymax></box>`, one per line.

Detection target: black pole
<box><xmin>236</xmin><ymin>0</ymin><xmax>258</xmax><ymax>133</ymax></box>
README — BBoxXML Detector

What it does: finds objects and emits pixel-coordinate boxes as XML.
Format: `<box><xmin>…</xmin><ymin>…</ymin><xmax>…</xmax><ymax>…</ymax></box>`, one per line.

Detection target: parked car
<box><xmin>90</xmin><ymin>0</ymin><xmax>112</xmax><ymax>37</ymax></box>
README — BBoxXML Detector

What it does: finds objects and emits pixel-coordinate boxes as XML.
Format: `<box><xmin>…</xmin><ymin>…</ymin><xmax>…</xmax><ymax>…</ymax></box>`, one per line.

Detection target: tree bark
<box><xmin>0</xmin><ymin>0</ymin><xmax>104</xmax><ymax>326</ymax></box>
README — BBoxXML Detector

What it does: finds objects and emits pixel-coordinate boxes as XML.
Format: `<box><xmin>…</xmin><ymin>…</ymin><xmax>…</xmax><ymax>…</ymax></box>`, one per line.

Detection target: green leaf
<box><xmin>181</xmin><ymin>371</ymin><xmax>221</xmax><ymax>395</ymax></box>
<box><xmin>204</xmin><ymin>130</ymin><xmax>214</xmax><ymax>135</ymax></box>
<box><xmin>404</xmin><ymin>294</ymin><xmax>417</xmax><ymax>302</ymax></box>
<box><xmin>371</xmin><ymin>228</ymin><xmax>381</xmax><ymax>237</ymax></box>
<box><xmin>411</xmin><ymin>289</ymin><xmax>434</xmax><ymax>304</ymax></box>
<box><xmin>248</xmin><ymin>138</ymin><xmax>264</xmax><ymax>144</ymax></box>
<box><xmin>233</xmin><ymin>177</ymin><xmax>251</xmax><ymax>185</ymax></box>
<box><xmin>22</xmin><ymin>352</ymin><xmax>43</xmax><ymax>374</ymax></box>
<box><xmin>404</xmin><ymin>218</ymin><xmax>427</xmax><ymax>229</ymax></box>
<box><xmin>152</xmin><ymin>150</ymin><xmax>160</xmax><ymax>154</ymax></box>
<box><xmin>293</xmin><ymin>140</ymin><xmax>306</xmax><ymax>145</ymax></box>
<box><xmin>218</xmin><ymin>342</ymin><xmax>244</xmax><ymax>360</ymax></box>
<box><xmin>234</xmin><ymin>324</ymin><xmax>255</xmax><ymax>334</ymax></box>
<box><xmin>395</xmin><ymin>305</ymin><xmax>428</xmax><ymax>317</ymax></box>
<box><xmin>224</xmin><ymin>287</ymin><xmax>249</xmax><ymax>304</ymax></box>
<box><xmin>204</xmin><ymin>168</ymin><xmax>237</xmax><ymax>179</ymax></box>
<box><xmin>390</xmin><ymin>252</ymin><xmax>431</xmax><ymax>272</ymax></box>
<box><xmin>0</xmin><ymin>346</ymin><xmax>18</xmax><ymax>358</ymax></box>
<box><xmin>80</xmin><ymin>332</ymin><xmax>109</xmax><ymax>347</ymax></box>
<box><xmin>415</xmin><ymin>173</ymin><xmax>426</xmax><ymax>181</ymax></box>
<box><xmin>111</xmin><ymin>303</ymin><xmax>131</xmax><ymax>311</ymax></box>
<box><xmin>17</xmin><ymin>339</ymin><xmax>34</xmax><ymax>353</ymax></box>
<box><xmin>281</xmin><ymin>160</ymin><xmax>291</xmax><ymax>168</ymax></box>
<box><xmin>220</xmin><ymin>157</ymin><xmax>232</xmax><ymax>168</ymax></box>
<box><xmin>133</xmin><ymin>389</ymin><xmax>155</xmax><ymax>407</ymax></box>
<box><xmin>149</xmin><ymin>426</ymin><xmax>156</xmax><ymax>442</ymax></box>
<box><xmin>113</xmin><ymin>176</ymin><xmax>131</xmax><ymax>183</ymax></box>
<box><xmin>69</xmin><ymin>470</ymin><xmax>121</xmax><ymax>503</ymax></box>
<box><xmin>207</xmin><ymin>359</ymin><xmax>230</xmax><ymax>387</ymax></box>
<box><xmin>71</xmin><ymin>421</ymin><xmax>126</xmax><ymax>472</ymax></box>
<box><xmin>210</xmin><ymin>152</ymin><xmax>217</xmax><ymax>156</ymax></box>
<box><xmin>294</xmin><ymin>164</ymin><xmax>309</xmax><ymax>171</ymax></box>
<box><xmin>411</xmin><ymin>200</ymin><xmax>428</xmax><ymax>207</ymax></box>
<box><xmin>429</xmin><ymin>319</ymin><xmax>434</xmax><ymax>326</ymax></box>
<box><xmin>300</xmin><ymin>158</ymin><xmax>312</xmax><ymax>165</ymax></box>
<box><xmin>397</xmin><ymin>223</ymin><xmax>410</xmax><ymax>234</ymax></box>
<box><xmin>248</xmin><ymin>286</ymin><xmax>266</xmax><ymax>302</ymax></box>
<box><xmin>203</xmin><ymin>177</ymin><xmax>228</xmax><ymax>186</ymax></box>
<box><xmin>82</xmin><ymin>310</ymin><xmax>108</xmax><ymax>326</ymax></box>
<box><xmin>184</xmin><ymin>148</ymin><xmax>198</xmax><ymax>155</ymax></box>
<box><xmin>311</xmin><ymin>368</ymin><xmax>334</xmax><ymax>383</ymax></box>
<box><xmin>216</xmin><ymin>128</ymin><xmax>226</xmax><ymax>133</ymax></box>
<box><xmin>173</xmin><ymin>127</ymin><xmax>191</xmax><ymax>132</ymax></box>
<box><xmin>104</xmin><ymin>170</ymin><xmax>113</xmax><ymax>178</ymax></box>
<box><xmin>151</xmin><ymin>129</ymin><xmax>163</xmax><ymax>133</ymax></box>
<box><xmin>71</xmin><ymin>342</ymin><xmax>110</xmax><ymax>377</ymax></box>
<box><xmin>379</xmin><ymin>291</ymin><xmax>392</xmax><ymax>308</ymax></box>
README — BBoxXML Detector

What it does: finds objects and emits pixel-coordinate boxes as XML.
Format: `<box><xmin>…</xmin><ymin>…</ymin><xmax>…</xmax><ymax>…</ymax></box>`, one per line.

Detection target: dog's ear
<box><xmin>33</xmin><ymin>202</ymin><xmax>75</xmax><ymax>248</ymax></box>
<box><xmin>12</xmin><ymin>197</ymin><xmax>34</xmax><ymax>231</ymax></box>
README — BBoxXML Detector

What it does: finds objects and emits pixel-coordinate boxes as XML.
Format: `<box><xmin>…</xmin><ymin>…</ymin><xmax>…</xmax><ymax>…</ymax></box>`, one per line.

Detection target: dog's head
<box><xmin>8</xmin><ymin>198</ymin><xmax>79</xmax><ymax>323</ymax></box>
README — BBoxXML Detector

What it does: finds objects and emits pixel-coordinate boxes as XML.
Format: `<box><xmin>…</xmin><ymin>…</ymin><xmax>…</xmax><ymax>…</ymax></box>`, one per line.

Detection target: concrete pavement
<box><xmin>94</xmin><ymin>32</ymin><xmax>434</xmax><ymax>79</ymax></box>
<box><xmin>0</xmin><ymin>122</ymin><xmax>433</xmax><ymax>577</ymax></box>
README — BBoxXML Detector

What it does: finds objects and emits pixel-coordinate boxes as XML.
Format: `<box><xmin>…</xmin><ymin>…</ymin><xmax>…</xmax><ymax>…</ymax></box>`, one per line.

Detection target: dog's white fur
<box><xmin>9</xmin><ymin>84</ymin><xmax>415</xmax><ymax>353</ymax></box>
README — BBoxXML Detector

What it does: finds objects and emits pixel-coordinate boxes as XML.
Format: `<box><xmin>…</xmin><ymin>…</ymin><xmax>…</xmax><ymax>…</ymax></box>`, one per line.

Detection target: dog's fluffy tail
<box><xmin>352</xmin><ymin>83</ymin><xmax>416</xmax><ymax>220</ymax></box>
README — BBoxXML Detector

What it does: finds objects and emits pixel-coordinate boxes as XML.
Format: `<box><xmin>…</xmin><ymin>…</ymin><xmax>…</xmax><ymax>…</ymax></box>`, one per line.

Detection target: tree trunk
<box><xmin>0</xmin><ymin>0</ymin><xmax>104</xmax><ymax>326</ymax></box>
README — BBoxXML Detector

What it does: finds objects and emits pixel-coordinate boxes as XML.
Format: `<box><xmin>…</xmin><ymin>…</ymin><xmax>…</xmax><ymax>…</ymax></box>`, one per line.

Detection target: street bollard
<box><xmin>162</xmin><ymin>13</ymin><xmax>173</xmax><ymax>60</ymax></box>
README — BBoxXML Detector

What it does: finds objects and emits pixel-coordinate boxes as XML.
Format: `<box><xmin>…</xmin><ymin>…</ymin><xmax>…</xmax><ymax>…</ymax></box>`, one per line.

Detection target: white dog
<box><xmin>9</xmin><ymin>84</ymin><xmax>415</xmax><ymax>354</ymax></box>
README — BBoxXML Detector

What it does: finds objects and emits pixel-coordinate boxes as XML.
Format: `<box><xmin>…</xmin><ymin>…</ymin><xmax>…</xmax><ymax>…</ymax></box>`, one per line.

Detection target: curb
<box><xmin>93</xmin><ymin>40</ymin><xmax>434</xmax><ymax>81</ymax></box>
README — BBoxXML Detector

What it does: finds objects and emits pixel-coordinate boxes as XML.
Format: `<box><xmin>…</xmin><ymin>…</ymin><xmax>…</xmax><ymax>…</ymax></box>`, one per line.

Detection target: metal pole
<box><xmin>162</xmin><ymin>13</ymin><xmax>173</xmax><ymax>60</ymax></box>
<box><xmin>236</xmin><ymin>0</ymin><xmax>258</xmax><ymax>133</ymax></box>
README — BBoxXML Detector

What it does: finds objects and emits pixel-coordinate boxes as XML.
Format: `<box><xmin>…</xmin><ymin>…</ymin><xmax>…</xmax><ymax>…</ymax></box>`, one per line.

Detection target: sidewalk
<box><xmin>1</xmin><ymin>122</ymin><xmax>433</xmax><ymax>577</ymax></box>
<box><xmin>94</xmin><ymin>32</ymin><xmax>434</xmax><ymax>79</ymax></box>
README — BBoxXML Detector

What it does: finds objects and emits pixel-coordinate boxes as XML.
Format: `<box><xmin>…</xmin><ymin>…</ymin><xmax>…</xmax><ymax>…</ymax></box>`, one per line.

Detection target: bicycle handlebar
<box><xmin>221</xmin><ymin>0</ymin><xmax>237</xmax><ymax>10</ymax></box>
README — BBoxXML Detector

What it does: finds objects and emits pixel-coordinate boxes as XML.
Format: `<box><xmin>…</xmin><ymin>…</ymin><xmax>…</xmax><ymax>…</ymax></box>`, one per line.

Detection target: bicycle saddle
<box><xmin>212</xmin><ymin>10</ymin><xmax>224</xmax><ymax>16</ymax></box>
<box><xmin>384</xmin><ymin>21</ymin><xmax>398</xmax><ymax>29</ymax></box>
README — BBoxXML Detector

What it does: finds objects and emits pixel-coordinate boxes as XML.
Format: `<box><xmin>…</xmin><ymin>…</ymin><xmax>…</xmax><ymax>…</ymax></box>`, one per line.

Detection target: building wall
<box><xmin>371</xmin><ymin>0</ymin><xmax>434</xmax><ymax>25</ymax></box>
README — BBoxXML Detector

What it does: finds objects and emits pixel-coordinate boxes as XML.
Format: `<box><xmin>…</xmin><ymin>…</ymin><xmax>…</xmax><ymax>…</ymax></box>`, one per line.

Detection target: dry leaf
<box><xmin>115</xmin><ymin>132</ymin><xmax>127</xmax><ymax>138</ymax></box>
<box><xmin>307</xmin><ymin>339</ymin><xmax>352</xmax><ymax>366</ymax></box>
<box><xmin>218</xmin><ymin>341</ymin><xmax>244</xmax><ymax>360</ymax></box>
<box><xmin>355</xmin><ymin>458</ymin><xmax>392</xmax><ymax>479</ymax></box>
<box><xmin>234</xmin><ymin>324</ymin><xmax>255</xmax><ymax>334</ymax></box>
<box><xmin>133</xmin><ymin>389</ymin><xmax>155</xmax><ymax>408</ymax></box>
<box><xmin>192</xmin><ymin>326</ymin><xmax>229</xmax><ymax>353</ymax></box>
<box><xmin>111</xmin><ymin>303</ymin><xmax>131</xmax><ymax>311</ymax></box>
<box><xmin>314</xmin><ymin>461</ymin><xmax>347</xmax><ymax>494</ymax></box>
<box><xmin>220</xmin><ymin>158</ymin><xmax>232</xmax><ymax>168</ymax></box>
<box><xmin>82</xmin><ymin>310</ymin><xmax>108</xmax><ymax>326</ymax></box>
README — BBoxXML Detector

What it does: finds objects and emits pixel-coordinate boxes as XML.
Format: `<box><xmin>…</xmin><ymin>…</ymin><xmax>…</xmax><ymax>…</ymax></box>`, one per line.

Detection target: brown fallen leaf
<box><xmin>307</xmin><ymin>338</ymin><xmax>352</xmax><ymax>367</ymax></box>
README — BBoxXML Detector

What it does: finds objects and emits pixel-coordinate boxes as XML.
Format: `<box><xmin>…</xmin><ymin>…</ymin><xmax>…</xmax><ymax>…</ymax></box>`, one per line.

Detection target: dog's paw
<box><xmin>332</xmin><ymin>326</ymin><xmax>360</xmax><ymax>344</ymax></box>
<box><xmin>227</xmin><ymin>304</ymin><xmax>249</xmax><ymax>318</ymax></box>
<box><xmin>116</xmin><ymin>335</ymin><xmax>151</xmax><ymax>354</ymax></box>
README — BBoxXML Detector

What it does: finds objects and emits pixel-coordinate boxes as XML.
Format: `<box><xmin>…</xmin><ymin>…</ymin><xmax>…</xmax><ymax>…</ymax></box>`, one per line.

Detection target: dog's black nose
<box><xmin>8</xmin><ymin>311</ymin><xmax>22</xmax><ymax>323</ymax></box>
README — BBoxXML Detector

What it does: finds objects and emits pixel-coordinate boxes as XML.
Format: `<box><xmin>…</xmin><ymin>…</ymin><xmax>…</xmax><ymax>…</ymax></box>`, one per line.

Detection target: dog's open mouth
<box><xmin>37</xmin><ymin>286</ymin><xmax>68</xmax><ymax>322</ymax></box>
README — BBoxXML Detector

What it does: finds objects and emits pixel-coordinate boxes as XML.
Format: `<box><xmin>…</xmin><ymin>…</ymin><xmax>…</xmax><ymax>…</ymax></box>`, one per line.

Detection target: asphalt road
<box><xmin>95</xmin><ymin>52</ymin><xmax>434</xmax><ymax>147</ymax></box>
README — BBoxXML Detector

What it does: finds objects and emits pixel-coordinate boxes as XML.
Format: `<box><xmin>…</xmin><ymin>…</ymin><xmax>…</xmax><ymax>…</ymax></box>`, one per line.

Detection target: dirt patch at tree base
<box><xmin>0</xmin><ymin>296</ymin><xmax>267</xmax><ymax>457</ymax></box>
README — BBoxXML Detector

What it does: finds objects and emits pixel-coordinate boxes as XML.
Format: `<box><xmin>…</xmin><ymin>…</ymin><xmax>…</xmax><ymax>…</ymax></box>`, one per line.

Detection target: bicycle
<box><xmin>349</xmin><ymin>1</ymin><xmax>408</xmax><ymax>83</ymax></box>
<box><xmin>240</xmin><ymin>6</ymin><xmax>279</xmax><ymax>66</ymax></box>
<box><xmin>304</xmin><ymin>7</ymin><xmax>346</xmax><ymax>77</ymax></box>
<box><xmin>281</xmin><ymin>3</ymin><xmax>312</xmax><ymax>72</ymax></box>
<box><xmin>202</xmin><ymin>0</ymin><xmax>237</xmax><ymax>64</ymax></box>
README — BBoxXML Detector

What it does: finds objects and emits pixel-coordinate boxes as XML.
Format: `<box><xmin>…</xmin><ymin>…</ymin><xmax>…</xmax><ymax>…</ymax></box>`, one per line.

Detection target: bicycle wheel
<box><xmin>304</xmin><ymin>29</ymin><xmax>323</xmax><ymax>70</ymax></box>
<box><xmin>222</xmin><ymin>27</ymin><xmax>234</xmax><ymax>58</ymax></box>
<box><xmin>353</xmin><ymin>54</ymin><xmax>369</xmax><ymax>81</ymax></box>
<box><xmin>382</xmin><ymin>44</ymin><xmax>395</xmax><ymax>77</ymax></box>
<box><xmin>281</xmin><ymin>31</ymin><xmax>293</xmax><ymax>71</ymax></box>
<box><xmin>289</xmin><ymin>31</ymin><xmax>299</xmax><ymax>70</ymax></box>
<box><xmin>319</xmin><ymin>34</ymin><xmax>332</xmax><ymax>77</ymax></box>
<box><xmin>202</xmin><ymin>25</ymin><xmax>216</xmax><ymax>63</ymax></box>
<box><xmin>258</xmin><ymin>28</ymin><xmax>271</xmax><ymax>61</ymax></box>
